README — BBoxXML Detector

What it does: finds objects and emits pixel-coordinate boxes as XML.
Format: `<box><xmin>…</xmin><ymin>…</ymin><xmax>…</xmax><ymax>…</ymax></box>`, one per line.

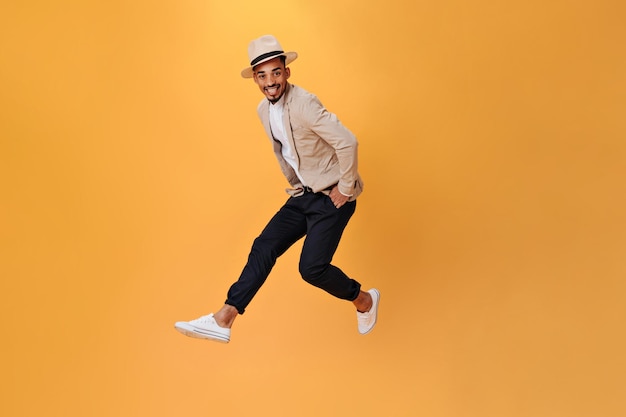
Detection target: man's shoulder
<box><xmin>287</xmin><ymin>84</ymin><xmax>316</xmax><ymax>101</ymax></box>
<box><xmin>285</xmin><ymin>84</ymin><xmax>322</xmax><ymax>114</ymax></box>
<box><xmin>256</xmin><ymin>96</ymin><xmax>269</xmax><ymax>116</ymax></box>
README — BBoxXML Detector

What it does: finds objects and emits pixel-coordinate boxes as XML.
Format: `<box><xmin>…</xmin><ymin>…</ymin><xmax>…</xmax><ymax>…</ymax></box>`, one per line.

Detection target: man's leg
<box><xmin>298</xmin><ymin>194</ymin><xmax>361</xmax><ymax>300</ymax></box>
<box><xmin>297</xmin><ymin>193</ymin><xmax>379</xmax><ymax>334</ymax></box>
<box><xmin>175</xmin><ymin>199</ymin><xmax>307</xmax><ymax>340</ymax></box>
<box><xmin>223</xmin><ymin>198</ymin><xmax>307</xmax><ymax>316</ymax></box>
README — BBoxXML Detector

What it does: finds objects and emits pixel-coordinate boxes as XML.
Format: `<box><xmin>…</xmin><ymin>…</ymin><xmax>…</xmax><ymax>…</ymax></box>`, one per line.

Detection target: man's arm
<box><xmin>306</xmin><ymin>96</ymin><xmax>359</xmax><ymax>197</ymax></box>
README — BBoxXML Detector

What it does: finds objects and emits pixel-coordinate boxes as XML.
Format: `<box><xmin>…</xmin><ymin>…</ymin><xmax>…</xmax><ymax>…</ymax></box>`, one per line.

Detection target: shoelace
<box><xmin>357</xmin><ymin>311</ymin><xmax>372</xmax><ymax>322</ymax></box>
<box><xmin>192</xmin><ymin>314</ymin><xmax>214</xmax><ymax>324</ymax></box>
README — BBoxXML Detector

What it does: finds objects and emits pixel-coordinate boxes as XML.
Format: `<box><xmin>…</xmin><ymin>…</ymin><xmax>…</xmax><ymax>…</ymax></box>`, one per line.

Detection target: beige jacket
<box><xmin>257</xmin><ymin>83</ymin><xmax>363</xmax><ymax>200</ymax></box>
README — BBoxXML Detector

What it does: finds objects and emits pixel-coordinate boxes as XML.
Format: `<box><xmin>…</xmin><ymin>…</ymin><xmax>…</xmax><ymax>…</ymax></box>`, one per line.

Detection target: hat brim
<box><xmin>241</xmin><ymin>51</ymin><xmax>298</xmax><ymax>78</ymax></box>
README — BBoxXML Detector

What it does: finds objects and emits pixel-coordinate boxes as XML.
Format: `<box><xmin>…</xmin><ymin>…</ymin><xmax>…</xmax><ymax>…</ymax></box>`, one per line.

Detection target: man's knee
<box><xmin>298</xmin><ymin>260</ymin><xmax>327</xmax><ymax>284</ymax></box>
<box><xmin>250</xmin><ymin>236</ymin><xmax>278</xmax><ymax>258</ymax></box>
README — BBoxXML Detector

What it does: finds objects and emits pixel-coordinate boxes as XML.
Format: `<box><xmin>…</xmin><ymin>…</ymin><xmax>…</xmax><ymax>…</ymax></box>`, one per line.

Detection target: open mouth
<box><xmin>265</xmin><ymin>85</ymin><xmax>280</xmax><ymax>96</ymax></box>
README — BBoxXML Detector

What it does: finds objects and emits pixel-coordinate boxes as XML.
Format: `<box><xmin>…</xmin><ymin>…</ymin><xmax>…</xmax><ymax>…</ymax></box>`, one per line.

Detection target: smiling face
<box><xmin>252</xmin><ymin>57</ymin><xmax>291</xmax><ymax>103</ymax></box>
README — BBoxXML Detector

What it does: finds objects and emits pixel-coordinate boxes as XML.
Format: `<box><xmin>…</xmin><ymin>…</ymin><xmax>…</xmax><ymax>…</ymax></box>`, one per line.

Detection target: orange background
<box><xmin>2</xmin><ymin>1</ymin><xmax>625</xmax><ymax>416</ymax></box>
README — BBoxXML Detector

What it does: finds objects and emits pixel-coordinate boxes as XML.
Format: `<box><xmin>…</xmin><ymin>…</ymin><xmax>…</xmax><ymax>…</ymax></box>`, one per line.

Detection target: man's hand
<box><xmin>329</xmin><ymin>186</ymin><xmax>349</xmax><ymax>208</ymax></box>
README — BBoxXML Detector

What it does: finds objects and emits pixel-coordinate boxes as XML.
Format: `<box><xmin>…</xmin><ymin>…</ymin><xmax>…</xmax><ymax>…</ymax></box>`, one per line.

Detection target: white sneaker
<box><xmin>357</xmin><ymin>288</ymin><xmax>380</xmax><ymax>335</ymax></box>
<box><xmin>174</xmin><ymin>313</ymin><xmax>230</xmax><ymax>343</ymax></box>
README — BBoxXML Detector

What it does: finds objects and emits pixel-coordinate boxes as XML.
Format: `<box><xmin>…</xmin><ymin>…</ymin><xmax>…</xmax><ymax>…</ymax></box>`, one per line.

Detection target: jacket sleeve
<box><xmin>305</xmin><ymin>96</ymin><xmax>359</xmax><ymax>196</ymax></box>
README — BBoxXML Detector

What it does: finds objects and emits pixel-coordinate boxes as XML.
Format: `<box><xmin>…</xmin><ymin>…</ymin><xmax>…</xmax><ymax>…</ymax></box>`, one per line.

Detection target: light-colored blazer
<box><xmin>257</xmin><ymin>83</ymin><xmax>363</xmax><ymax>201</ymax></box>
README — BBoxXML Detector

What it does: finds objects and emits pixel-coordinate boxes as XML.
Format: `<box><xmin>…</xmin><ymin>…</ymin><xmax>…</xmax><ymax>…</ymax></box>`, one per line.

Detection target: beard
<box><xmin>264</xmin><ymin>84</ymin><xmax>283</xmax><ymax>103</ymax></box>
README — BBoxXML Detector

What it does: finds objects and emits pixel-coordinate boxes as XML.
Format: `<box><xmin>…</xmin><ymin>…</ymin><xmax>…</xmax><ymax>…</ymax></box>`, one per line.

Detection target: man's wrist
<box><xmin>338</xmin><ymin>189</ymin><xmax>353</xmax><ymax>197</ymax></box>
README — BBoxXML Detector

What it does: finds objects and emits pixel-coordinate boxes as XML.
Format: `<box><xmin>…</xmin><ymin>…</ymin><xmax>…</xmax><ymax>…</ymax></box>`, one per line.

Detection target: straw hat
<box><xmin>241</xmin><ymin>35</ymin><xmax>298</xmax><ymax>78</ymax></box>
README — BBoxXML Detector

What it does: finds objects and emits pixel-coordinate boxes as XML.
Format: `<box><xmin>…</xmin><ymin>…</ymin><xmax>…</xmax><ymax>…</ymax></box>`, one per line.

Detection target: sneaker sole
<box><xmin>174</xmin><ymin>322</ymin><xmax>230</xmax><ymax>343</ymax></box>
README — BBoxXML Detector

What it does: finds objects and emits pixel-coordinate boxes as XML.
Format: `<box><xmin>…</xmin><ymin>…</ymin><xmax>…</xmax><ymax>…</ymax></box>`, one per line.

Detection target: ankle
<box><xmin>353</xmin><ymin>291</ymin><xmax>373</xmax><ymax>313</ymax></box>
<box><xmin>214</xmin><ymin>305</ymin><xmax>238</xmax><ymax>328</ymax></box>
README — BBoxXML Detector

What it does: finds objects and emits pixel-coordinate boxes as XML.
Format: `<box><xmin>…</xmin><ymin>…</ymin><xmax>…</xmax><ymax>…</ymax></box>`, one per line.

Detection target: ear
<box><xmin>285</xmin><ymin>67</ymin><xmax>291</xmax><ymax>80</ymax></box>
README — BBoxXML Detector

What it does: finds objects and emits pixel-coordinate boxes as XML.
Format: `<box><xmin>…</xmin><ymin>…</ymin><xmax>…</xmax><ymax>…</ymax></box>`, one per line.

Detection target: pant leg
<box><xmin>225</xmin><ymin>199</ymin><xmax>307</xmax><ymax>314</ymax></box>
<box><xmin>298</xmin><ymin>193</ymin><xmax>361</xmax><ymax>301</ymax></box>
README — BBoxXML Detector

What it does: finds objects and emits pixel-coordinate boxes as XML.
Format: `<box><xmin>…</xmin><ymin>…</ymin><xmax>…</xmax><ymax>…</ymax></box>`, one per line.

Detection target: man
<box><xmin>174</xmin><ymin>35</ymin><xmax>379</xmax><ymax>343</ymax></box>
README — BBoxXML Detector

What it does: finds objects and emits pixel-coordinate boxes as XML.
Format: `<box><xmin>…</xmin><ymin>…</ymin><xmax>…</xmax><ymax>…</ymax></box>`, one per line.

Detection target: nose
<box><xmin>266</xmin><ymin>74</ymin><xmax>277</xmax><ymax>85</ymax></box>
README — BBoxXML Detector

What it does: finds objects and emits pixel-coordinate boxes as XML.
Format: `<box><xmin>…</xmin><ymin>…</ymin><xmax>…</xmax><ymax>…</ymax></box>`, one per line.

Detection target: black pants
<box><xmin>225</xmin><ymin>191</ymin><xmax>361</xmax><ymax>314</ymax></box>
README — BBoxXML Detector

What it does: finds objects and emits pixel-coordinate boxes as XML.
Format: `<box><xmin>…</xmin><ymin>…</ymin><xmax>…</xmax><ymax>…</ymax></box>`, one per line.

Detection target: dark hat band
<box><xmin>250</xmin><ymin>50</ymin><xmax>284</xmax><ymax>66</ymax></box>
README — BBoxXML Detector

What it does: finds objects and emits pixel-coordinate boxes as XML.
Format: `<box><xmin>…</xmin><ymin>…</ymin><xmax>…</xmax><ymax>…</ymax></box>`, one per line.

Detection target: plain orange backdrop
<box><xmin>2</xmin><ymin>1</ymin><xmax>625</xmax><ymax>416</ymax></box>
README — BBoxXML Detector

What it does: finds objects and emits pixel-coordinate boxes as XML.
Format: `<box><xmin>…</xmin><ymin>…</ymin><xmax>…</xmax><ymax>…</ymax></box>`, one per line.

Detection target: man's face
<box><xmin>253</xmin><ymin>57</ymin><xmax>290</xmax><ymax>103</ymax></box>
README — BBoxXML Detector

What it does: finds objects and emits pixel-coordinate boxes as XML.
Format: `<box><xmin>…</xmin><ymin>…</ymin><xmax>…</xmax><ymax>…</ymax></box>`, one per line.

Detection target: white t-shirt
<box><xmin>269</xmin><ymin>96</ymin><xmax>307</xmax><ymax>185</ymax></box>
